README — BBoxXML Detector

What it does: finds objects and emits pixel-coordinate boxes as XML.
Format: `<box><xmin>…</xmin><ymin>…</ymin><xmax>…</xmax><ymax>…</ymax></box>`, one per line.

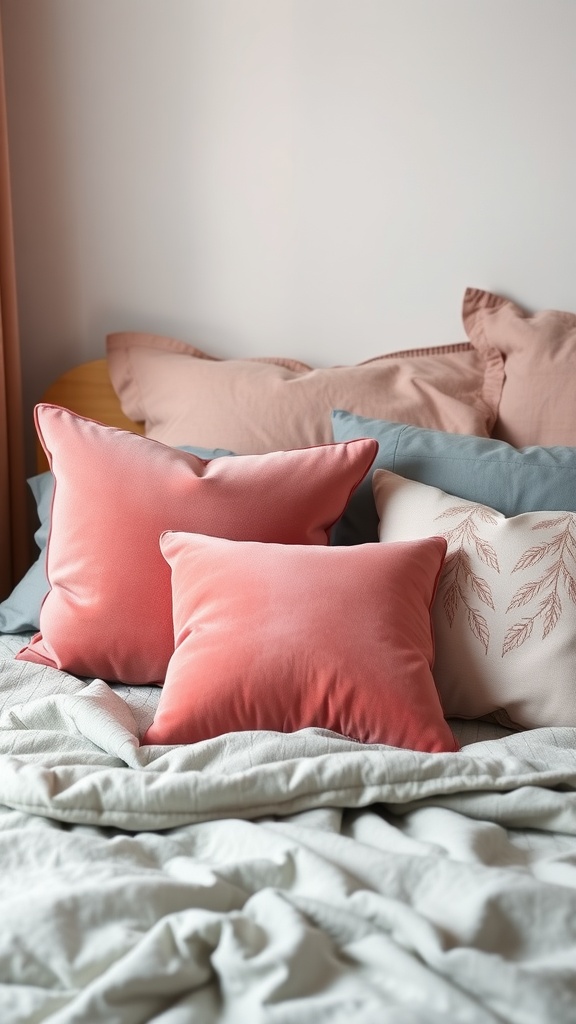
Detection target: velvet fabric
<box><xmin>143</xmin><ymin>531</ymin><xmax>457</xmax><ymax>752</ymax></box>
<box><xmin>17</xmin><ymin>404</ymin><xmax>376</xmax><ymax>684</ymax></box>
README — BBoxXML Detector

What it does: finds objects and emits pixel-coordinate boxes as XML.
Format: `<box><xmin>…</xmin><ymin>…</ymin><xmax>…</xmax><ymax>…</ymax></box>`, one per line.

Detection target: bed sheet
<box><xmin>0</xmin><ymin>632</ymin><xmax>515</xmax><ymax>747</ymax></box>
<box><xmin>1</xmin><ymin>635</ymin><xmax>575</xmax><ymax>1023</ymax></box>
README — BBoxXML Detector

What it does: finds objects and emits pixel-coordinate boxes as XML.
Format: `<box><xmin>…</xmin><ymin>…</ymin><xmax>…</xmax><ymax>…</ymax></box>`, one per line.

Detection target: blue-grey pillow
<box><xmin>0</xmin><ymin>445</ymin><xmax>236</xmax><ymax>634</ymax></box>
<box><xmin>331</xmin><ymin>409</ymin><xmax>576</xmax><ymax>545</ymax></box>
<box><xmin>0</xmin><ymin>472</ymin><xmax>53</xmax><ymax>633</ymax></box>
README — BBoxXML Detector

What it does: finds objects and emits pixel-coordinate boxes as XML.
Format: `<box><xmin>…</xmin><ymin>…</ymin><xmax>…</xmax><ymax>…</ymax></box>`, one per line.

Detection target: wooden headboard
<box><xmin>36</xmin><ymin>359</ymin><xmax>144</xmax><ymax>472</ymax></box>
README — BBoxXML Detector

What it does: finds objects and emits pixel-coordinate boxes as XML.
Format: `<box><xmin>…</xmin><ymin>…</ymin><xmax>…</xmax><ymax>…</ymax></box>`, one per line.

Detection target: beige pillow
<box><xmin>107</xmin><ymin>332</ymin><xmax>503</xmax><ymax>454</ymax></box>
<box><xmin>373</xmin><ymin>468</ymin><xmax>576</xmax><ymax>730</ymax></box>
<box><xmin>464</xmin><ymin>286</ymin><xmax>576</xmax><ymax>447</ymax></box>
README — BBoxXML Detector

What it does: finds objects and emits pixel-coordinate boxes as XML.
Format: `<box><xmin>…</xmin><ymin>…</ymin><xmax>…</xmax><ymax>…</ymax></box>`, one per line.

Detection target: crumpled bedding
<box><xmin>0</xmin><ymin>644</ymin><xmax>575</xmax><ymax>1023</ymax></box>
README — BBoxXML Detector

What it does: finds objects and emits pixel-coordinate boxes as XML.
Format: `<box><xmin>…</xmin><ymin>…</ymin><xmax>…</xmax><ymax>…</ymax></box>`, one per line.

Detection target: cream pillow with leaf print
<box><xmin>373</xmin><ymin>468</ymin><xmax>576</xmax><ymax>730</ymax></box>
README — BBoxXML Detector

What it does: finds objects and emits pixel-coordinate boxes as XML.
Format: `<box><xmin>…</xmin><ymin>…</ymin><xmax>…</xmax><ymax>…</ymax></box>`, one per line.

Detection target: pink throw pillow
<box><xmin>142</xmin><ymin>532</ymin><xmax>458</xmax><ymax>753</ymax></box>
<box><xmin>464</xmin><ymin>287</ymin><xmax>576</xmax><ymax>447</ymax></box>
<box><xmin>107</xmin><ymin>332</ymin><xmax>504</xmax><ymax>454</ymax></box>
<box><xmin>17</xmin><ymin>405</ymin><xmax>377</xmax><ymax>684</ymax></box>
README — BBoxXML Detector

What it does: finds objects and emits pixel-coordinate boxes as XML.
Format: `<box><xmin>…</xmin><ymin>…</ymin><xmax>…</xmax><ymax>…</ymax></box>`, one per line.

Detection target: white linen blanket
<box><xmin>0</xmin><ymin>653</ymin><xmax>575</xmax><ymax>1023</ymax></box>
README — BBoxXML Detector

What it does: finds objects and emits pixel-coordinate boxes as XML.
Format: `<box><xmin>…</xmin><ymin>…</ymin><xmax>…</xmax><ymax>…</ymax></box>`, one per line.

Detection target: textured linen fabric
<box><xmin>1</xmin><ymin>664</ymin><xmax>576</xmax><ymax>1021</ymax></box>
<box><xmin>464</xmin><ymin>286</ymin><xmax>576</xmax><ymax>447</ymax></box>
<box><xmin>374</xmin><ymin>468</ymin><xmax>576</xmax><ymax>729</ymax></box>
<box><xmin>17</xmin><ymin>404</ymin><xmax>377</xmax><ymax>684</ymax></box>
<box><xmin>331</xmin><ymin>411</ymin><xmax>576</xmax><ymax>545</ymax></box>
<box><xmin>106</xmin><ymin>330</ymin><xmax>504</xmax><ymax>453</ymax></box>
<box><xmin>143</xmin><ymin>532</ymin><xmax>457</xmax><ymax>752</ymax></box>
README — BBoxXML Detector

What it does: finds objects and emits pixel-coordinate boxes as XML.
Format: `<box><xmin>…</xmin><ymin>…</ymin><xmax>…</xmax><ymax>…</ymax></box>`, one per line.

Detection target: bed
<box><xmin>1</xmin><ymin>286</ymin><xmax>576</xmax><ymax>1023</ymax></box>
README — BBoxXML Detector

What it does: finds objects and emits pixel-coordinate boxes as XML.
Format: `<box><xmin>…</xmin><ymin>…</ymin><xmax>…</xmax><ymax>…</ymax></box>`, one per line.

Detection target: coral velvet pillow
<box><xmin>107</xmin><ymin>332</ymin><xmax>503</xmax><ymax>454</ymax></box>
<box><xmin>374</xmin><ymin>469</ymin><xmax>576</xmax><ymax>730</ymax></box>
<box><xmin>0</xmin><ymin>445</ymin><xmax>237</xmax><ymax>634</ymax></box>
<box><xmin>142</xmin><ymin>532</ymin><xmax>458</xmax><ymax>752</ymax></box>
<box><xmin>464</xmin><ymin>287</ymin><xmax>576</xmax><ymax>447</ymax></box>
<box><xmin>17</xmin><ymin>405</ymin><xmax>377</xmax><ymax>684</ymax></box>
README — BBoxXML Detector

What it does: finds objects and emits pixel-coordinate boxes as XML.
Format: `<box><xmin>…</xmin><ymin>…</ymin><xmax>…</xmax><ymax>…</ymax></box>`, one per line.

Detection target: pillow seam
<box><xmin>391</xmin><ymin>425</ymin><xmax>408</xmax><ymax>473</ymax></box>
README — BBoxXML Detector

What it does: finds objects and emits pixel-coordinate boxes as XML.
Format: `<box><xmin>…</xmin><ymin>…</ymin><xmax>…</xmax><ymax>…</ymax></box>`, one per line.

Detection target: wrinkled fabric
<box><xmin>0</xmin><ymin>659</ymin><xmax>575</xmax><ymax>1022</ymax></box>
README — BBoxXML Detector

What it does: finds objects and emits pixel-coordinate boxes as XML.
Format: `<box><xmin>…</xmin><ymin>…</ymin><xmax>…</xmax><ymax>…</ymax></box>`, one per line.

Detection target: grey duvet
<box><xmin>1</xmin><ymin>636</ymin><xmax>575</xmax><ymax>1024</ymax></box>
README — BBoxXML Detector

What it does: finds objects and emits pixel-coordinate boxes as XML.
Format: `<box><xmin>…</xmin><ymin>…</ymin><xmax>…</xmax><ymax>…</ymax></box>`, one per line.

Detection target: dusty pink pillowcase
<box><xmin>17</xmin><ymin>405</ymin><xmax>377</xmax><ymax>684</ymax></box>
<box><xmin>464</xmin><ymin>287</ymin><xmax>576</xmax><ymax>447</ymax></box>
<box><xmin>143</xmin><ymin>531</ymin><xmax>458</xmax><ymax>753</ymax></box>
<box><xmin>106</xmin><ymin>332</ymin><xmax>503</xmax><ymax>454</ymax></box>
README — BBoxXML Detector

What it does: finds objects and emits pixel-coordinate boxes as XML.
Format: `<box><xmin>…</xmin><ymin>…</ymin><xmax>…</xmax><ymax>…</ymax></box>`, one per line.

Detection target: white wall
<box><xmin>2</xmin><ymin>0</ymin><xmax>576</xmax><ymax>464</ymax></box>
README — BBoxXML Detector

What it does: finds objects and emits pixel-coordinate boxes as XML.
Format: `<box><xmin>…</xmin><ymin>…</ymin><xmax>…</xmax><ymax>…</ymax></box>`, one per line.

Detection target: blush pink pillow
<box><xmin>142</xmin><ymin>532</ymin><xmax>458</xmax><ymax>753</ymax></box>
<box><xmin>17</xmin><ymin>405</ymin><xmax>377</xmax><ymax>684</ymax></box>
<box><xmin>107</xmin><ymin>332</ymin><xmax>504</xmax><ymax>454</ymax></box>
<box><xmin>464</xmin><ymin>287</ymin><xmax>576</xmax><ymax>447</ymax></box>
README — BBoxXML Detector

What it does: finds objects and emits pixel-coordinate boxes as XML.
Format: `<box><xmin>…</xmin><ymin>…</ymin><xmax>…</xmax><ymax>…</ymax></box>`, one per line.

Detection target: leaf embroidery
<box><xmin>503</xmin><ymin>514</ymin><xmax>576</xmax><ymax>656</ymax></box>
<box><xmin>507</xmin><ymin>575</ymin><xmax>551</xmax><ymax>610</ymax></box>
<box><xmin>474</xmin><ymin>536</ymin><xmax>500</xmax><ymax>572</ymax></box>
<box><xmin>434</xmin><ymin>505</ymin><xmax>499</xmax><ymax>652</ymax></box>
<box><xmin>467</xmin><ymin>608</ymin><xmax>490</xmax><ymax>653</ymax></box>
<box><xmin>563</xmin><ymin>570</ymin><xmax>576</xmax><ymax>606</ymax></box>
<box><xmin>475</xmin><ymin>507</ymin><xmax>500</xmax><ymax>526</ymax></box>
<box><xmin>435</xmin><ymin>505</ymin><xmax>475</xmax><ymax>520</ymax></box>
<box><xmin>532</xmin><ymin>517</ymin><xmax>570</xmax><ymax>530</ymax></box>
<box><xmin>542</xmin><ymin>592</ymin><xmax>561</xmax><ymax>638</ymax></box>
<box><xmin>442</xmin><ymin>579</ymin><xmax>459</xmax><ymax>626</ymax></box>
<box><xmin>469</xmin><ymin>573</ymin><xmax>495</xmax><ymax>610</ymax></box>
<box><xmin>512</xmin><ymin>537</ymin><xmax>563</xmax><ymax>572</ymax></box>
<box><xmin>503</xmin><ymin>618</ymin><xmax>533</xmax><ymax>655</ymax></box>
